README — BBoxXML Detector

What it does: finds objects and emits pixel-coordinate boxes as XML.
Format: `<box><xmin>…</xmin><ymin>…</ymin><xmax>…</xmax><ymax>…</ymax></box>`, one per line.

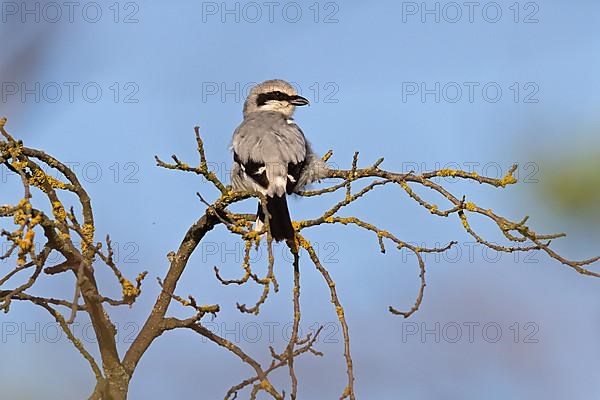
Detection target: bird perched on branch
<box><xmin>231</xmin><ymin>79</ymin><xmax>327</xmax><ymax>241</ymax></box>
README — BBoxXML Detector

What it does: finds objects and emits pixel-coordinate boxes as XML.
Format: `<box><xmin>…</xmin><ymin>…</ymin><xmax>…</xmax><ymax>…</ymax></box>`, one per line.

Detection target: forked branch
<box><xmin>1</xmin><ymin>118</ymin><xmax>597</xmax><ymax>400</ymax></box>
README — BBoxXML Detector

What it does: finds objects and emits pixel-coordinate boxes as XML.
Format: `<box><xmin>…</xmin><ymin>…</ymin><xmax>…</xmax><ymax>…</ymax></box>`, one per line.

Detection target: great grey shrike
<box><xmin>231</xmin><ymin>79</ymin><xmax>327</xmax><ymax>241</ymax></box>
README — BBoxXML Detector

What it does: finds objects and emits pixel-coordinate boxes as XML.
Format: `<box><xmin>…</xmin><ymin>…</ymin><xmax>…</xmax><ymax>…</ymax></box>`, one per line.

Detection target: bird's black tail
<box><xmin>257</xmin><ymin>195</ymin><xmax>295</xmax><ymax>242</ymax></box>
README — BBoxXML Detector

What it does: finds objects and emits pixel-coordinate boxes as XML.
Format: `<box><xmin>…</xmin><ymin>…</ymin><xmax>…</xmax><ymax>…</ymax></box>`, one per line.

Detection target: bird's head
<box><xmin>243</xmin><ymin>79</ymin><xmax>310</xmax><ymax>118</ymax></box>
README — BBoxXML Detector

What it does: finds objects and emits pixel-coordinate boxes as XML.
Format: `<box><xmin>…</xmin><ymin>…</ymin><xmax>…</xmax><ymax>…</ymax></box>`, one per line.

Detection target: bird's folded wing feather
<box><xmin>232</xmin><ymin>112</ymin><xmax>307</xmax><ymax>196</ymax></box>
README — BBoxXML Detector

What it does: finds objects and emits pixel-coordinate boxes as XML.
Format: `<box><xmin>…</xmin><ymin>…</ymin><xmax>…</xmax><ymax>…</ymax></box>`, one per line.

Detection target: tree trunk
<box><xmin>88</xmin><ymin>371</ymin><xmax>130</xmax><ymax>400</ymax></box>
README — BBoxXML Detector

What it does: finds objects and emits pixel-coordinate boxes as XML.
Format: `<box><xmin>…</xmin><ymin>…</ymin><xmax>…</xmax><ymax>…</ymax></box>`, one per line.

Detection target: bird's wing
<box><xmin>232</xmin><ymin>112</ymin><xmax>307</xmax><ymax>197</ymax></box>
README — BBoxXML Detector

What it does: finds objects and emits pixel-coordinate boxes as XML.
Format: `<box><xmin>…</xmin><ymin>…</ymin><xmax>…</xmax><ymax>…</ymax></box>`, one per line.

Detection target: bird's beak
<box><xmin>290</xmin><ymin>95</ymin><xmax>310</xmax><ymax>106</ymax></box>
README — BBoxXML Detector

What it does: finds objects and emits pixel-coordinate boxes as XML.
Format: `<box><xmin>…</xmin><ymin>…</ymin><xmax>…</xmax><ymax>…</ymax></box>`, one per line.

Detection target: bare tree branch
<box><xmin>1</xmin><ymin>118</ymin><xmax>598</xmax><ymax>399</ymax></box>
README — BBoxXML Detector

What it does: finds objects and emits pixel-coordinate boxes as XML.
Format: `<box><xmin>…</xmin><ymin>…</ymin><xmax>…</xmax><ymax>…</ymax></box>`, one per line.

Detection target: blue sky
<box><xmin>1</xmin><ymin>1</ymin><xmax>600</xmax><ymax>399</ymax></box>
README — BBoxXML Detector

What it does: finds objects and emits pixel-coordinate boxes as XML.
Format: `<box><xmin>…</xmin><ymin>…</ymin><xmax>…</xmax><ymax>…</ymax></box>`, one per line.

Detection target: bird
<box><xmin>231</xmin><ymin>79</ymin><xmax>327</xmax><ymax>242</ymax></box>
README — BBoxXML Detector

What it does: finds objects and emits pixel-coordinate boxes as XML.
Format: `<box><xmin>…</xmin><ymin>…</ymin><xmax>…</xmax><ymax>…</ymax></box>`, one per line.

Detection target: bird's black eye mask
<box><xmin>256</xmin><ymin>91</ymin><xmax>310</xmax><ymax>107</ymax></box>
<box><xmin>256</xmin><ymin>91</ymin><xmax>292</xmax><ymax>106</ymax></box>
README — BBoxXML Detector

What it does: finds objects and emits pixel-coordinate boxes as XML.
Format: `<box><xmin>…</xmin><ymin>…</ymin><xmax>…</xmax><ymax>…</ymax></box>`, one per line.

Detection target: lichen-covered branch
<box><xmin>1</xmin><ymin>117</ymin><xmax>598</xmax><ymax>399</ymax></box>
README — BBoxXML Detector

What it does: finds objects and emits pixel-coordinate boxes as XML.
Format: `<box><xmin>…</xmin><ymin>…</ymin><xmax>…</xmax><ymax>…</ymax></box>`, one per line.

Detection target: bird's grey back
<box><xmin>232</xmin><ymin>111</ymin><xmax>307</xmax><ymax>165</ymax></box>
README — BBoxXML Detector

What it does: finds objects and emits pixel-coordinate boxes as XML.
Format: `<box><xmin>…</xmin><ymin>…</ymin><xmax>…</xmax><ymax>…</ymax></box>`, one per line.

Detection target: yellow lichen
<box><xmin>244</xmin><ymin>230</ymin><xmax>260</xmax><ymax>240</ymax></box>
<box><xmin>12</xmin><ymin>199</ymin><xmax>32</xmax><ymax>226</ymax></box>
<box><xmin>18</xmin><ymin>229</ymin><xmax>35</xmax><ymax>252</ymax></box>
<box><xmin>296</xmin><ymin>234</ymin><xmax>311</xmax><ymax>250</ymax></box>
<box><xmin>28</xmin><ymin>169</ymin><xmax>68</xmax><ymax>191</ymax></box>
<box><xmin>120</xmin><ymin>278</ymin><xmax>140</xmax><ymax>300</ymax></box>
<box><xmin>10</xmin><ymin>160</ymin><xmax>27</xmax><ymax>170</ymax></box>
<box><xmin>30</xmin><ymin>214</ymin><xmax>42</xmax><ymax>226</ymax></box>
<box><xmin>499</xmin><ymin>171</ymin><xmax>517</xmax><ymax>187</ymax></box>
<box><xmin>13</xmin><ymin>209</ymin><xmax>27</xmax><ymax>226</ymax></box>
<box><xmin>231</xmin><ymin>214</ymin><xmax>251</xmax><ymax>228</ymax></box>
<box><xmin>437</xmin><ymin>169</ymin><xmax>458</xmax><ymax>177</ymax></box>
<box><xmin>335</xmin><ymin>216</ymin><xmax>356</xmax><ymax>226</ymax></box>
<box><xmin>15</xmin><ymin>198</ymin><xmax>30</xmax><ymax>211</ymax></box>
<box><xmin>460</xmin><ymin>213</ymin><xmax>470</xmax><ymax>230</ymax></box>
<box><xmin>465</xmin><ymin>202</ymin><xmax>477</xmax><ymax>211</ymax></box>
<box><xmin>259</xmin><ymin>380</ymin><xmax>272</xmax><ymax>390</ymax></box>
<box><xmin>228</xmin><ymin>224</ymin><xmax>246</xmax><ymax>235</ymax></box>
<box><xmin>81</xmin><ymin>223</ymin><xmax>95</xmax><ymax>252</ymax></box>
<box><xmin>8</xmin><ymin>141</ymin><xmax>23</xmax><ymax>160</ymax></box>
<box><xmin>136</xmin><ymin>271</ymin><xmax>148</xmax><ymax>285</ymax></box>
<box><xmin>52</xmin><ymin>201</ymin><xmax>67</xmax><ymax>221</ymax></box>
